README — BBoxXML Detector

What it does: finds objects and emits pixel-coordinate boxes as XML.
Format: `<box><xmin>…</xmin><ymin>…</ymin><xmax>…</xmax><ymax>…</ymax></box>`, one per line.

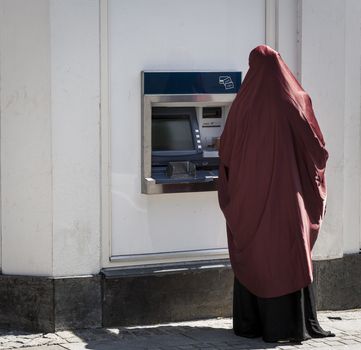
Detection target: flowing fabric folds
<box><xmin>218</xmin><ymin>45</ymin><xmax>328</xmax><ymax>298</ymax></box>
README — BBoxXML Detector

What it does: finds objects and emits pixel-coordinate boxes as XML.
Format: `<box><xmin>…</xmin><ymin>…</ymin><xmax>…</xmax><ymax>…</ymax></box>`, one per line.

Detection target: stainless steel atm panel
<box><xmin>142</xmin><ymin>71</ymin><xmax>242</xmax><ymax>194</ymax></box>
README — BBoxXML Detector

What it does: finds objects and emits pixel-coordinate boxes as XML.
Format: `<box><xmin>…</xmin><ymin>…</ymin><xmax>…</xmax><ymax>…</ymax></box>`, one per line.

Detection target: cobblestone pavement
<box><xmin>0</xmin><ymin>310</ymin><xmax>361</xmax><ymax>350</ymax></box>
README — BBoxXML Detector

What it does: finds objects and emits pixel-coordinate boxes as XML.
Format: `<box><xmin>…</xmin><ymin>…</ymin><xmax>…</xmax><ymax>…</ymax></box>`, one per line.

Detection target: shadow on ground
<box><xmin>55</xmin><ymin>324</ymin><xmax>301</xmax><ymax>350</ymax></box>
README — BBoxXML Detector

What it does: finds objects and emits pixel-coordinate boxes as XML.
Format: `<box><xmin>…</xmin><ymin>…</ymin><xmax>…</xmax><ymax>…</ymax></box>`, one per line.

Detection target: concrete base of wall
<box><xmin>101</xmin><ymin>260</ymin><xmax>233</xmax><ymax>327</ymax></box>
<box><xmin>314</xmin><ymin>254</ymin><xmax>361</xmax><ymax>310</ymax></box>
<box><xmin>0</xmin><ymin>254</ymin><xmax>360</xmax><ymax>332</ymax></box>
<box><xmin>0</xmin><ymin>275</ymin><xmax>101</xmax><ymax>333</ymax></box>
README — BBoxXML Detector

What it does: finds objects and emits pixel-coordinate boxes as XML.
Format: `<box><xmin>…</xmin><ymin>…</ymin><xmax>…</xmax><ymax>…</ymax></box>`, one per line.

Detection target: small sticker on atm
<box><xmin>219</xmin><ymin>76</ymin><xmax>234</xmax><ymax>90</ymax></box>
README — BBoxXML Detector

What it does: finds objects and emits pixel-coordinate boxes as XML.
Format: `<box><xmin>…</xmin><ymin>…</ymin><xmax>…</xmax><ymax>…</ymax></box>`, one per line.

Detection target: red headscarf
<box><xmin>218</xmin><ymin>45</ymin><xmax>328</xmax><ymax>298</ymax></box>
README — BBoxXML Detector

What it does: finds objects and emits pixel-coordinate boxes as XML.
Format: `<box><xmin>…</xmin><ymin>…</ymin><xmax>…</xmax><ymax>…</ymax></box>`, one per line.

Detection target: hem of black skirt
<box><xmin>233</xmin><ymin>329</ymin><xmax>261</xmax><ymax>338</ymax></box>
<box><xmin>234</xmin><ymin>329</ymin><xmax>311</xmax><ymax>343</ymax></box>
<box><xmin>307</xmin><ymin>331</ymin><xmax>335</xmax><ymax>338</ymax></box>
<box><xmin>262</xmin><ymin>336</ymin><xmax>310</xmax><ymax>344</ymax></box>
<box><xmin>262</xmin><ymin>338</ymin><xmax>311</xmax><ymax>345</ymax></box>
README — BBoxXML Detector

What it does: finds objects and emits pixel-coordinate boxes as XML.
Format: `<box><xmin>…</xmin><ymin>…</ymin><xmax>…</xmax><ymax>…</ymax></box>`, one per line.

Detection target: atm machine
<box><xmin>141</xmin><ymin>71</ymin><xmax>242</xmax><ymax>194</ymax></box>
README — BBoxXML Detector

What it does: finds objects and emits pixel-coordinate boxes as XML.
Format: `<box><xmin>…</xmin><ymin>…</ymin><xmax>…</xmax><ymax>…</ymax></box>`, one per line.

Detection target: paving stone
<box><xmin>342</xmin><ymin>335</ymin><xmax>357</xmax><ymax>339</ymax></box>
<box><xmin>12</xmin><ymin>347</ymin><xmax>64</xmax><ymax>350</ymax></box>
<box><xmin>64</xmin><ymin>337</ymin><xmax>85</xmax><ymax>344</ymax></box>
<box><xmin>339</xmin><ymin>339</ymin><xmax>361</xmax><ymax>345</ymax></box>
<box><xmin>306</xmin><ymin>342</ymin><xmax>329</xmax><ymax>347</ymax></box>
<box><xmin>309</xmin><ymin>338</ymin><xmax>327</xmax><ymax>342</ymax></box>
<box><xmin>196</xmin><ymin>344</ymin><xmax>214</xmax><ymax>348</ymax></box>
<box><xmin>1</xmin><ymin>310</ymin><xmax>361</xmax><ymax>349</ymax></box>
<box><xmin>323</xmin><ymin>340</ymin><xmax>345</xmax><ymax>346</ymax></box>
<box><xmin>0</xmin><ymin>342</ymin><xmax>24</xmax><ymax>349</ymax></box>
<box><xmin>55</xmin><ymin>331</ymin><xmax>75</xmax><ymax>339</ymax></box>
<box><xmin>22</xmin><ymin>338</ymin><xmax>53</xmax><ymax>347</ymax></box>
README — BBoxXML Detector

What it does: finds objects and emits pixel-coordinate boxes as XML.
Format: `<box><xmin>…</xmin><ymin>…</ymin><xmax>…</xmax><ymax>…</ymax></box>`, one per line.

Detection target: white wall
<box><xmin>278</xmin><ymin>0</ymin><xmax>299</xmax><ymax>76</ymax></box>
<box><xmin>278</xmin><ymin>0</ymin><xmax>361</xmax><ymax>257</ymax></box>
<box><xmin>0</xmin><ymin>0</ymin><xmax>101</xmax><ymax>276</ymax></box>
<box><xmin>343</xmin><ymin>0</ymin><xmax>361</xmax><ymax>254</ymax></box>
<box><xmin>301</xmin><ymin>0</ymin><xmax>345</xmax><ymax>259</ymax></box>
<box><xmin>50</xmin><ymin>0</ymin><xmax>100</xmax><ymax>276</ymax></box>
<box><xmin>0</xmin><ymin>0</ymin><xmax>359</xmax><ymax>277</ymax></box>
<box><xmin>0</xmin><ymin>0</ymin><xmax>53</xmax><ymax>275</ymax></box>
<box><xmin>107</xmin><ymin>0</ymin><xmax>266</xmax><ymax>265</ymax></box>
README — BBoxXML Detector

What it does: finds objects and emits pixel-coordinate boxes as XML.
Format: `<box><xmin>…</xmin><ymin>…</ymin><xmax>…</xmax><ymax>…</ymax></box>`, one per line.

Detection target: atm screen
<box><xmin>152</xmin><ymin>117</ymin><xmax>195</xmax><ymax>151</ymax></box>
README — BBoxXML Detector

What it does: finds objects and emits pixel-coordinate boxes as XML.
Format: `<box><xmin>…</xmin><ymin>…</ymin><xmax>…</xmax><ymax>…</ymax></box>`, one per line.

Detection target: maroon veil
<box><xmin>218</xmin><ymin>45</ymin><xmax>328</xmax><ymax>298</ymax></box>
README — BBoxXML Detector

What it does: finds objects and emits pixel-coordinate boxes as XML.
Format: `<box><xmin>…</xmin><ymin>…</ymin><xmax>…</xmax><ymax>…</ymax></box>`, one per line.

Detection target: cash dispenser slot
<box><xmin>141</xmin><ymin>71</ymin><xmax>242</xmax><ymax>194</ymax></box>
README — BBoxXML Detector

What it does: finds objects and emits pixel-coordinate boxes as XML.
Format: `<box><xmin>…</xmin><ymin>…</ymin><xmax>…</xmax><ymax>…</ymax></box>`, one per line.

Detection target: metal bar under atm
<box><xmin>110</xmin><ymin>247</ymin><xmax>229</xmax><ymax>263</ymax></box>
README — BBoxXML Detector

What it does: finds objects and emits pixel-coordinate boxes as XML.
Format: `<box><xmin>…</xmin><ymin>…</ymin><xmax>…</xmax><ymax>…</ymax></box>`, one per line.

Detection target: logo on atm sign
<box><xmin>219</xmin><ymin>76</ymin><xmax>234</xmax><ymax>90</ymax></box>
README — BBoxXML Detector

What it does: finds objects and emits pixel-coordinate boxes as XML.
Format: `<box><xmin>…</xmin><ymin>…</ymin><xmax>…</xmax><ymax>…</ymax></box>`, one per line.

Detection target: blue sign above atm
<box><xmin>143</xmin><ymin>71</ymin><xmax>242</xmax><ymax>95</ymax></box>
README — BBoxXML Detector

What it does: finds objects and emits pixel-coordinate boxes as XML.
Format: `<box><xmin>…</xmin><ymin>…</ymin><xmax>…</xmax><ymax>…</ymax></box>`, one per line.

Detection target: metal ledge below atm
<box><xmin>143</xmin><ymin>176</ymin><xmax>218</xmax><ymax>194</ymax></box>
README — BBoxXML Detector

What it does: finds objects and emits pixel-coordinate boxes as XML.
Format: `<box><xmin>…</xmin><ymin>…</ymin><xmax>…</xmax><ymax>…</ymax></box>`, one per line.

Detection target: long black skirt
<box><xmin>233</xmin><ymin>277</ymin><xmax>334</xmax><ymax>343</ymax></box>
